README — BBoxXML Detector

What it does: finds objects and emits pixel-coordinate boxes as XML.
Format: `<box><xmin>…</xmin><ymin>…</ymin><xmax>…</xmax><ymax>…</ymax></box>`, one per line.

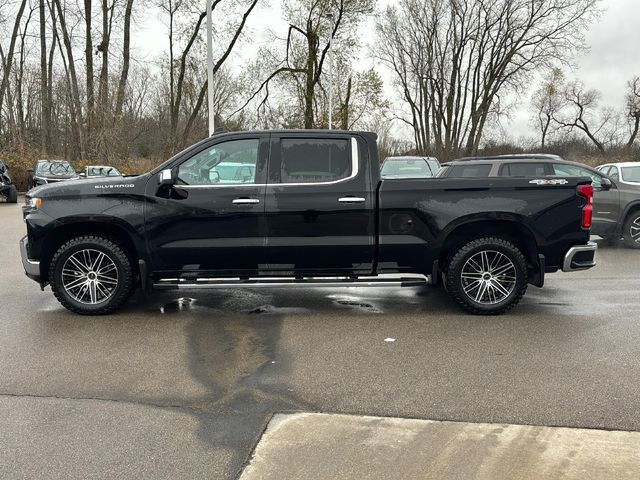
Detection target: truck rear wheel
<box><xmin>623</xmin><ymin>212</ymin><xmax>640</xmax><ymax>249</ymax></box>
<box><xmin>49</xmin><ymin>235</ymin><xmax>134</xmax><ymax>315</ymax></box>
<box><xmin>445</xmin><ymin>237</ymin><xmax>528</xmax><ymax>315</ymax></box>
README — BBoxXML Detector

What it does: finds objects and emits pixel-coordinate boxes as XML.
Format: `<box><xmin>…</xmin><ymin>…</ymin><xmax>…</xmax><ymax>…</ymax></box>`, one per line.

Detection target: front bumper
<box><xmin>562</xmin><ymin>242</ymin><xmax>597</xmax><ymax>272</ymax></box>
<box><xmin>20</xmin><ymin>235</ymin><xmax>41</xmax><ymax>281</ymax></box>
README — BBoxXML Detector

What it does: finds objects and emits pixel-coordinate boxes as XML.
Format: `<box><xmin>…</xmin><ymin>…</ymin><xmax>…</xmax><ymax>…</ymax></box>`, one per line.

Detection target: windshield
<box><xmin>381</xmin><ymin>158</ymin><xmax>434</xmax><ymax>178</ymax></box>
<box><xmin>37</xmin><ymin>161</ymin><xmax>76</xmax><ymax>175</ymax></box>
<box><xmin>87</xmin><ymin>166</ymin><xmax>121</xmax><ymax>177</ymax></box>
<box><xmin>621</xmin><ymin>166</ymin><xmax>640</xmax><ymax>183</ymax></box>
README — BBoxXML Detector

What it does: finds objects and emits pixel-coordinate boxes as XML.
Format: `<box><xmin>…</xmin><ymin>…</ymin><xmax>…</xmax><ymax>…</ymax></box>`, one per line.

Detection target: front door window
<box><xmin>177</xmin><ymin>139</ymin><xmax>259</xmax><ymax>185</ymax></box>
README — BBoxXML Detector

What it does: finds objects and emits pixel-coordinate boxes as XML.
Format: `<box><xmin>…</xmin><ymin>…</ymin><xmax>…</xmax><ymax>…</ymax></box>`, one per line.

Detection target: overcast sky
<box><xmin>508</xmin><ymin>0</ymin><xmax>640</xmax><ymax>139</ymax></box>
<box><xmin>133</xmin><ymin>0</ymin><xmax>640</xmax><ymax>141</ymax></box>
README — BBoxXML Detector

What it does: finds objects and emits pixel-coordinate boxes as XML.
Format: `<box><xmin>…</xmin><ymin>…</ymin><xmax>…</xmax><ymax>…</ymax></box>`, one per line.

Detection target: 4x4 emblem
<box><xmin>529</xmin><ymin>179</ymin><xmax>569</xmax><ymax>185</ymax></box>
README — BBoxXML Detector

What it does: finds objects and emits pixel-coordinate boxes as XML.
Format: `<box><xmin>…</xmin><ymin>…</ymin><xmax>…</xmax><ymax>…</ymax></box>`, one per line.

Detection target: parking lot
<box><xmin>1</xmin><ymin>199</ymin><xmax>640</xmax><ymax>478</ymax></box>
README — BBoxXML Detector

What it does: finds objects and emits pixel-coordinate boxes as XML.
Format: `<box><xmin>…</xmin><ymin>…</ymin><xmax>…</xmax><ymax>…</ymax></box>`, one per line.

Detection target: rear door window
<box><xmin>447</xmin><ymin>164</ymin><xmax>492</xmax><ymax>178</ymax></box>
<box><xmin>498</xmin><ymin>163</ymin><xmax>548</xmax><ymax>177</ymax></box>
<box><xmin>279</xmin><ymin>138</ymin><xmax>351</xmax><ymax>184</ymax></box>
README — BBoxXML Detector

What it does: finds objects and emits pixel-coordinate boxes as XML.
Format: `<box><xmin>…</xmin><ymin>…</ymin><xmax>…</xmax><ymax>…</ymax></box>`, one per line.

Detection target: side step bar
<box><xmin>153</xmin><ymin>274</ymin><xmax>431</xmax><ymax>291</ymax></box>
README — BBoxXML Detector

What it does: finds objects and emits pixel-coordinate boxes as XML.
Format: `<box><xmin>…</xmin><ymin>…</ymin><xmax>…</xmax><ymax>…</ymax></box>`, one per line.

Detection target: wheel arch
<box><xmin>622</xmin><ymin>201</ymin><xmax>640</xmax><ymax>224</ymax></box>
<box><xmin>38</xmin><ymin>217</ymin><xmax>145</xmax><ymax>283</ymax></box>
<box><xmin>621</xmin><ymin>203</ymin><xmax>640</xmax><ymax>247</ymax></box>
<box><xmin>438</xmin><ymin>218</ymin><xmax>541</xmax><ymax>284</ymax></box>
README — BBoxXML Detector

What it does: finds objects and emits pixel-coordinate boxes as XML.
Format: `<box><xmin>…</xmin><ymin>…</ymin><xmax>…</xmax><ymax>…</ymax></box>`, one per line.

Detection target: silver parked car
<box><xmin>380</xmin><ymin>156</ymin><xmax>440</xmax><ymax>179</ymax></box>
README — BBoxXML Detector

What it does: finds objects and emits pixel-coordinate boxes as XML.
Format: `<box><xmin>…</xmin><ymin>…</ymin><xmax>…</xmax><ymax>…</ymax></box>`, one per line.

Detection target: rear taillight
<box><xmin>577</xmin><ymin>184</ymin><xmax>593</xmax><ymax>229</ymax></box>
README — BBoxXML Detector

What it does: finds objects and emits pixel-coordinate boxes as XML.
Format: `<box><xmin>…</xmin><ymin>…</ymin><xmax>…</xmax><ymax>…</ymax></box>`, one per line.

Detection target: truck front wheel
<box><xmin>49</xmin><ymin>235</ymin><xmax>134</xmax><ymax>315</ymax></box>
<box><xmin>445</xmin><ymin>237</ymin><xmax>528</xmax><ymax>315</ymax></box>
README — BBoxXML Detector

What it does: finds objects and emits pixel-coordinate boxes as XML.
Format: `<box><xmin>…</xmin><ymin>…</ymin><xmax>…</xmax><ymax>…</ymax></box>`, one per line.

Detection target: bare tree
<box><xmin>39</xmin><ymin>0</ymin><xmax>51</xmax><ymax>152</ymax></box>
<box><xmin>376</xmin><ymin>0</ymin><xmax>600</xmax><ymax>159</ymax></box>
<box><xmin>53</xmin><ymin>0</ymin><xmax>85</xmax><ymax>159</ymax></box>
<box><xmin>554</xmin><ymin>81</ymin><xmax>618</xmax><ymax>153</ymax></box>
<box><xmin>84</xmin><ymin>0</ymin><xmax>95</xmax><ymax>135</ymax></box>
<box><xmin>114</xmin><ymin>0</ymin><xmax>134</xmax><ymax>118</ymax></box>
<box><xmin>625</xmin><ymin>76</ymin><xmax>640</xmax><ymax>149</ymax></box>
<box><xmin>0</xmin><ymin>0</ymin><xmax>28</xmax><ymax>131</ymax></box>
<box><xmin>531</xmin><ymin>68</ymin><xmax>565</xmax><ymax>149</ymax></box>
<box><xmin>242</xmin><ymin>0</ymin><xmax>375</xmax><ymax>129</ymax></box>
<box><xmin>97</xmin><ymin>0</ymin><xmax>115</xmax><ymax>128</ymax></box>
<box><xmin>160</xmin><ymin>0</ymin><xmax>259</xmax><ymax>150</ymax></box>
<box><xmin>334</xmin><ymin>67</ymin><xmax>387</xmax><ymax>130</ymax></box>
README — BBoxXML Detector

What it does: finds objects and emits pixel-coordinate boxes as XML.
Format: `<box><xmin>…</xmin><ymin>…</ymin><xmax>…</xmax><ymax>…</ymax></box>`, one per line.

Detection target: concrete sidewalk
<box><xmin>240</xmin><ymin>413</ymin><xmax>640</xmax><ymax>479</ymax></box>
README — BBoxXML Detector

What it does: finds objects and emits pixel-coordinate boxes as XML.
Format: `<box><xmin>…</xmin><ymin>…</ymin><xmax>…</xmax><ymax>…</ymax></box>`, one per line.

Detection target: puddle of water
<box><xmin>333</xmin><ymin>298</ymin><xmax>383</xmax><ymax>314</ymax></box>
<box><xmin>160</xmin><ymin>297</ymin><xmax>195</xmax><ymax>314</ymax></box>
<box><xmin>247</xmin><ymin>304</ymin><xmax>311</xmax><ymax>315</ymax></box>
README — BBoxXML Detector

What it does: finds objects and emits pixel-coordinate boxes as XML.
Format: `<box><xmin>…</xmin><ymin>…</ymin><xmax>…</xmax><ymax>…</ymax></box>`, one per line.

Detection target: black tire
<box><xmin>6</xmin><ymin>185</ymin><xmax>17</xmax><ymax>203</ymax></box>
<box><xmin>445</xmin><ymin>237</ymin><xmax>528</xmax><ymax>315</ymax></box>
<box><xmin>49</xmin><ymin>235</ymin><xmax>135</xmax><ymax>315</ymax></box>
<box><xmin>623</xmin><ymin>212</ymin><xmax>640</xmax><ymax>249</ymax></box>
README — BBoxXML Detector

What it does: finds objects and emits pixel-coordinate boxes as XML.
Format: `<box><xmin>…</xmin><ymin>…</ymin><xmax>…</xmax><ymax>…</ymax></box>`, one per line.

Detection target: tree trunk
<box><xmin>340</xmin><ymin>76</ymin><xmax>352</xmax><ymax>130</ymax></box>
<box><xmin>541</xmin><ymin>114</ymin><xmax>551</xmax><ymax>149</ymax></box>
<box><xmin>627</xmin><ymin>115</ymin><xmax>640</xmax><ymax>149</ymax></box>
<box><xmin>303</xmin><ymin>30</ymin><xmax>317</xmax><ymax>129</ymax></box>
<box><xmin>84</xmin><ymin>0</ymin><xmax>94</xmax><ymax>146</ymax></box>
<box><xmin>98</xmin><ymin>0</ymin><xmax>112</xmax><ymax>121</ymax></box>
<box><xmin>47</xmin><ymin>2</ymin><xmax>57</xmax><ymax>152</ymax></box>
<box><xmin>0</xmin><ymin>0</ymin><xmax>28</xmax><ymax>134</ymax></box>
<box><xmin>115</xmin><ymin>0</ymin><xmax>134</xmax><ymax>118</ymax></box>
<box><xmin>39</xmin><ymin>0</ymin><xmax>50</xmax><ymax>154</ymax></box>
<box><xmin>55</xmin><ymin>0</ymin><xmax>86</xmax><ymax>159</ymax></box>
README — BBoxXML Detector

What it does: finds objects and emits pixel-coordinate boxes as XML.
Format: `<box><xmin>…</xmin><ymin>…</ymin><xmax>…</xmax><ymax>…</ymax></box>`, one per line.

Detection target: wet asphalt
<box><xmin>1</xmin><ymin>199</ymin><xmax>640</xmax><ymax>479</ymax></box>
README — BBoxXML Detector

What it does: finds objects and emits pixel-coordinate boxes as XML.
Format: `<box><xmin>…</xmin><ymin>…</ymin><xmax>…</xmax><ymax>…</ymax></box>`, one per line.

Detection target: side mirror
<box><xmin>600</xmin><ymin>177</ymin><xmax>613</xmax><ymax>191</ymax></box>
<box><xmin>159</xmin><ymin>168</ymin><xmax>174</xmax><ymax>186</ymax></box>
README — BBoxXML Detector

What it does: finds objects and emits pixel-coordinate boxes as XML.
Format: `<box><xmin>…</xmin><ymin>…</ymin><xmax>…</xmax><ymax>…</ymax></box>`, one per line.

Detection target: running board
<box><xmin>153</xmin><ymin>274</ymin><xmax>430</xmax><ymax>290</ymax></box>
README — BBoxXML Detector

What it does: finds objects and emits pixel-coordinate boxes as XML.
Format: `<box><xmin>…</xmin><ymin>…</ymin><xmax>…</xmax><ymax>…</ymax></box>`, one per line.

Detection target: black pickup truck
<box><xmin>21</xmin><ymin>130</ymin><xmax>597</xmax><ymax>315</ymax></box>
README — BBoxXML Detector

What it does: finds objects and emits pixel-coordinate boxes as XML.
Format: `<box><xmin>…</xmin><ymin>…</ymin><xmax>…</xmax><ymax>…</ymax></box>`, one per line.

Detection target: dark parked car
<box><xmin>21</xmin><ymin>130</ymin><xmax>595</xmax><ymax>316</ymax></box>
<box><xmin>380</xmin><ymin>156</ymin><xmax>440</xmax><ymax>179</ymax></box>
<box><xmin>0</xmin><ymin>160</ymin><xmax>18</xmax><ymax>203</ymax></box>
<box><xmin>438</xmin><ymin>154</ymin><xmax>640</xmax><ymax>248</ymax></box>
<box><xmin>28</xmin><ymin>159</ymin><xmax>79</xmax><ymax>188</ymax></box>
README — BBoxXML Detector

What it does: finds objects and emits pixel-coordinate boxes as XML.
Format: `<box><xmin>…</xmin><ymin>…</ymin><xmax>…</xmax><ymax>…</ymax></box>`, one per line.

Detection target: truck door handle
<box><xmin>232</xmin><ymin>198</ymin><xmax>260</xmax><ymax>205</ymax></box>
<box><xmin>338</xmin><ymin>196</ymin><xmax>366</xmax><ymax>204</ymax></box>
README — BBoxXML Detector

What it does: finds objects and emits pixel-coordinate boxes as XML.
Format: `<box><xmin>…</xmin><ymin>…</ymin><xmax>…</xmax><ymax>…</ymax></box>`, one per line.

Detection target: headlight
<box><xmin>33</xmin><ymin>176</ymin><xmax>47</xmax><ymax>184</ymax></box>
<box><xmin>28</xmin><ymin>197</ymin><xmax>42</xmax><ymax>209</ymax></box>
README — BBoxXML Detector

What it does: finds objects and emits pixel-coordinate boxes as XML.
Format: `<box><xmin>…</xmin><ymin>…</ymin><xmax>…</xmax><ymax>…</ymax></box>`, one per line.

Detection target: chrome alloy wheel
<box><xmin>631</xmin><ymin>216</ymin><xmax>640</xmax><ymax>244</ymax></box>
<box><xmin>461</xmin><ymin>250</ymin><xmax>517</xmax><ymax>305</ymax></box>
<box><xmin>61</xmin><ymin>249</ymin><xmax>118</xmax><ymax>304</ymax></box>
